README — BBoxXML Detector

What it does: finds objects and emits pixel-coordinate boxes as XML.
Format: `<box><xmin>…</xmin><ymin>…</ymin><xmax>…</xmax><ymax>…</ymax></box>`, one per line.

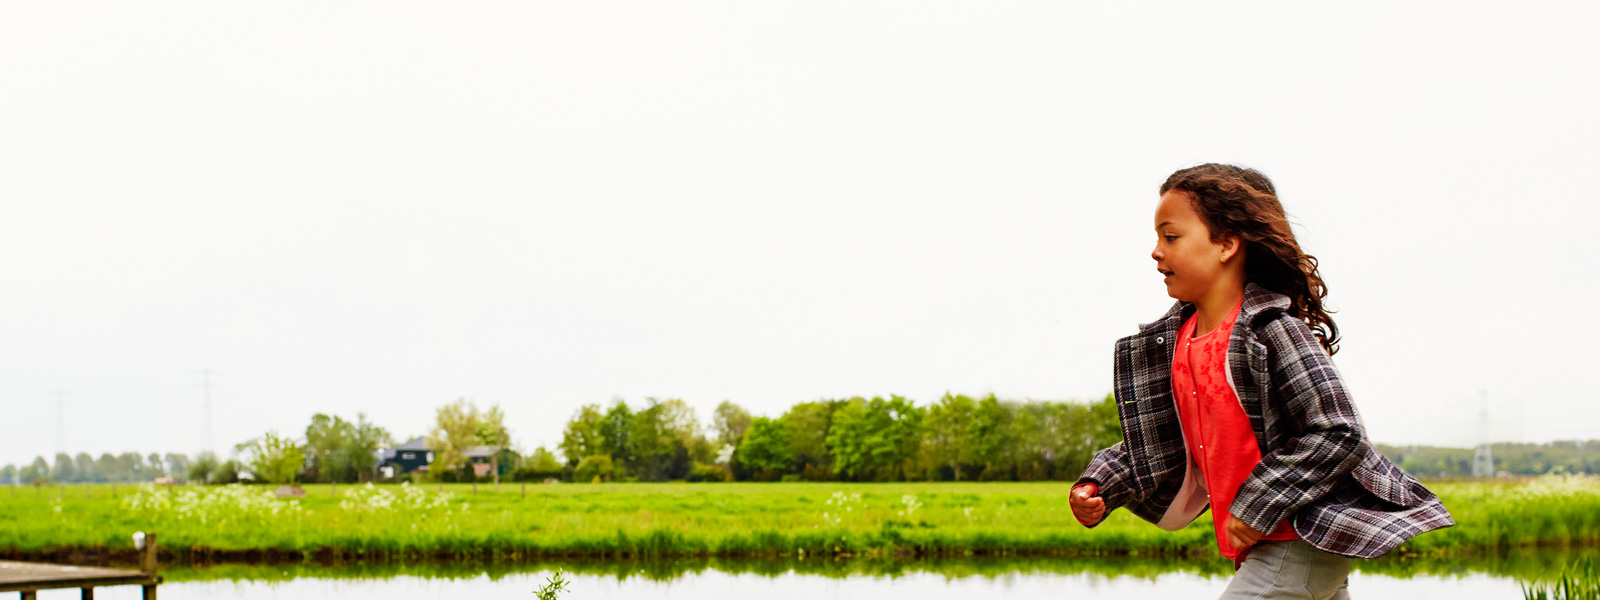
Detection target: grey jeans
<box><xmin>1219</xmin><ymin>539</ymin><xmax>1354</xmax><ymax>600</ymax></box>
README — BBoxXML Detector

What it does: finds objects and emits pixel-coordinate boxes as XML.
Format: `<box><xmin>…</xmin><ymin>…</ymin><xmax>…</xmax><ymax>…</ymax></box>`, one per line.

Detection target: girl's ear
<box><xmin>1220</xmin><ymin>234</ymin><xmax>1242</xmax><ymax>264</ymax></box>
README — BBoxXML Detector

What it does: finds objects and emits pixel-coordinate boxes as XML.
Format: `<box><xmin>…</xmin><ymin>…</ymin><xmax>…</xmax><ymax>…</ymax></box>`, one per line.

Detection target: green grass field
<box><xmin>1</xmin><ymin>477</ymin><xmax>1596</xmax><ymax>563</ymax></box>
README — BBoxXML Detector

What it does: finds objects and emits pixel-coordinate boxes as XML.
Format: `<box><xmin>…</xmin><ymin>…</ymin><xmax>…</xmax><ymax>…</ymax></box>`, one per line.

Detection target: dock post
<box><xmin>141</xmin><ymin>532</ymin><xmax>159</xmax><ymax>599</ymax></box>
<box><xmin>81</xmin><ymin>587</ymin><xmax>94</xmax><ymax>599</ymax></box>
<box><xmin>141</xmin><ymin>533</ymin><xmax>159</xmax><ymax>573</ymax></box>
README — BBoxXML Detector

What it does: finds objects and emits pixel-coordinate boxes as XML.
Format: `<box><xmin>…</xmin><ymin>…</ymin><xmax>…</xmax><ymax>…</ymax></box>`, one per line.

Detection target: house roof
<box><xmin>378</xmin><ymin>437</ymin><xmax>432</xmax><ymax>462</ymax></box>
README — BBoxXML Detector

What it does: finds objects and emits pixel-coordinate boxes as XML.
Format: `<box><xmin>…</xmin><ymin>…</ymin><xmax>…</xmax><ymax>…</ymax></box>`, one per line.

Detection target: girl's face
<box><xmin>1152</xmin><ymin>190</ymin><xmax>1238</xmax><ymax>302</ymax></box>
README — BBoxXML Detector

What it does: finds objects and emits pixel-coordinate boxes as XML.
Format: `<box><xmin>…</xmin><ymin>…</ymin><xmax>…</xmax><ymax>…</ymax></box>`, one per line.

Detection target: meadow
<box><xmin>1</xmin><ymin>477</ymin><xmax>1596</xmax><ymax>563</ymax></box>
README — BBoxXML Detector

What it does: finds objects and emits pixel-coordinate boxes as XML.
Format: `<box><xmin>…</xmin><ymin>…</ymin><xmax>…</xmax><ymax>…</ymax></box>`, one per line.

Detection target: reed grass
<box><xmin>1524</xmin><ymin>556</ymin><xmax>1598</xmax><ymax>600</ymax></box>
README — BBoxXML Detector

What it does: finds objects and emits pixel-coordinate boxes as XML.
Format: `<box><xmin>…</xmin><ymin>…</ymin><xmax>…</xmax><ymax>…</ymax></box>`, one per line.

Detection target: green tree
<box><xmin>22</xmin><ymin>457</ymin><xmax>49</xmax><ymax>484</ymax></box>
<box><xmin>346</xmin><ymin>414</ymin><xmax>393</xmax><ymax>482</ymax></box>
<box><xmin>712</xmin><ymin>400</ymin><xmax>752</xmax><ymax>447</ymax></box>
<box><xmin>241</xmin><ymin>430</ymin><xmax>305</xmax><ymax>484</ymax></box>
<box><xmin>305</xmin><ymin>413</ymin><xmax>355</xmax><ymax>483</ymax></box>
<box><xmin>970</xmin><ymin>394</ymin><xmax>1015</xmax><ymax>480</ymax></box>
<box><xmin>189</xmin><ymin>452</ymin><xmax>219</xmax><ymax>484</ymax></box>
<box><xmin>52</xmin><ymin>453</ymin><xmax>76</xmax><ymax>482</ymax></box>
<box><xmin>146</xmin><ymin>453</ymin><xmax>167</xmax><ymax>479</ymax></box>
<box><xmin>426</xmin><ymin>398</ymin><xmax>509</xmax><ymax>480</ymax></box>
<box><xmin>826</xmin><ymin>395</ymin><xmax>924</xmax><ymax>481</ymax></box>
<box><xmin>116</xmin><ymin>452</ymin><xmax>144</xmax><ymax>481</ymax></box>
<box><xmin>95</xmin><ymin>454</ymin><xmax>120</xmax><ymax>482</ymax></box>
<box><xmin>922</xmin><ymin>393</ymin><xmax>977</xmax><ymax>480</ymax></box>
<box><xmin>559</xmin><ymin>404</ymin><xmax>605</xmax><ymax>466</ymax></box>
<box><xmin>74</xmin><ymin>453</ymin><xmax>98</xmax><ymax>483</ymax></box>
<box><xmin>1</xmin><ymin>464</ymin><xmax>14</xmax><ymax>485</ymax></box>
<box><xmin>781</xmin><ymin>400</ymin><xmax>841</xmax><ymax>478</ymax></box>
<box><xmin>736</xmin><ymin>416</ymin><xmax>798</xmax><ymax>479</ymax></box>
<box><xmin>599</xmin><ymin>400</ymin><xmax>636</xmax><ymax>462</ymax></box>
<box><xmin>213</xmin><ymin>459</ymin><xmax>242</xmax><ymax>484</ymax></box>
<box><xmin>629</xmin><ymin>398</ymin><xmax>699</xmax><ymax>481</ymax></box>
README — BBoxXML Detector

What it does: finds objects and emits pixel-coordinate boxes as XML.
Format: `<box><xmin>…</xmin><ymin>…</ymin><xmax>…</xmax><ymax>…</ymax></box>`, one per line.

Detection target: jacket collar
<box><xmin>1138</xmin><ymin>283</ymin><xmax>1293</xmax><ymax>333</ymax></box>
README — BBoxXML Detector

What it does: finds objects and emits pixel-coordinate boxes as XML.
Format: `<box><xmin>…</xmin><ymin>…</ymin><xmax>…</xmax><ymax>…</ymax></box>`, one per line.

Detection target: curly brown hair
<box><xmin>1159</xmin><ymin>163</ymin><xmax>1340</xmax><ymax>355</ymax></box>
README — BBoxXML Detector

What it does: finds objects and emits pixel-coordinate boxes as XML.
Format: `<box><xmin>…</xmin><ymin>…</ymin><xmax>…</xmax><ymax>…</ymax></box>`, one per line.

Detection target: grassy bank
<box><xmin>1</xmin><ymin>478</ymin><xmax>1596</xmax><ymax>562</ymax></box>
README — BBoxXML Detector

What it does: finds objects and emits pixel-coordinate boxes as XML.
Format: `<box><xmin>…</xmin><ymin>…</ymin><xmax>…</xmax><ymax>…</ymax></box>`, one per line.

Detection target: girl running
<box><xmin>1068</xmin><ymin>163</ymin><xmax>1453</xmax><ymax>599</ymax></box>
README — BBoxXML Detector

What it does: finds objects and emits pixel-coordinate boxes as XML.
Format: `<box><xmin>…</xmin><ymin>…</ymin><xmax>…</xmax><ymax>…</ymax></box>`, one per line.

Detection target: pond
<box><xmin>25</xmin><ymin>550</ymin><xmax>1588</xmax><ymax>600</ymax></box>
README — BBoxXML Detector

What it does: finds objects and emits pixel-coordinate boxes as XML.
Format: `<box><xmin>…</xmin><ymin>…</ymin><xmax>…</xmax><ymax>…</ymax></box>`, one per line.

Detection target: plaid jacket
<box><xmin>1078</xmin><ymin>283</ymin><xmax>1454</xmax><ymax>559</ymax></box>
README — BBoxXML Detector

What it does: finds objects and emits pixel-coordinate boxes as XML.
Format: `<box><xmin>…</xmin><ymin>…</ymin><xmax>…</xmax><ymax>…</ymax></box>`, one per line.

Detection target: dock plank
<box><xmin>0</xmin><ymin>561</ymin><xmax>159</xmax><ymax>592</ymax></box>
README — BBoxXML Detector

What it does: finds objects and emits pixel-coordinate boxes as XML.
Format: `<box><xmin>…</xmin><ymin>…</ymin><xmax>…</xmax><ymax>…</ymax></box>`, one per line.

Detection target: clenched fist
<box><xmin>1069</xmin><ymin>483</ymin><xmax>1104</xmax><ymax>526</ymax></box>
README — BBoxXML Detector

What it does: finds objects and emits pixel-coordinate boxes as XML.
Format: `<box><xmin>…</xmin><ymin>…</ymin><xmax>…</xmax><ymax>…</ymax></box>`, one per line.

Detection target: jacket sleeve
<box><xmin>1228</xmin><ymin>314</ymin><xmax>1366</xmax><ymax>534</ymax></box>
<box><xmin>1076</xmin><ymin>441</ymin><xmax>1139</xmax><ymax>527</ymax></box>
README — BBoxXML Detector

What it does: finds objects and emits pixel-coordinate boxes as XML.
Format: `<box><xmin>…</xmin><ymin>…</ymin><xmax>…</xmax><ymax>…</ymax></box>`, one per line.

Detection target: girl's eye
<box><xmin>1163</xmin><ymin>235</ymin><xmax>1178</xmax><ymax>242</ymax></box>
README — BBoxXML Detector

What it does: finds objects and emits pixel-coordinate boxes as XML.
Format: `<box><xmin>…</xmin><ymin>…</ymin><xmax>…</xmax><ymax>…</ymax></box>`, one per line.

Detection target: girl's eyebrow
<box><xmin>1157</xmin><ymin>221</ymin><xmax>1174</xmax><ymax>228</ymax></box>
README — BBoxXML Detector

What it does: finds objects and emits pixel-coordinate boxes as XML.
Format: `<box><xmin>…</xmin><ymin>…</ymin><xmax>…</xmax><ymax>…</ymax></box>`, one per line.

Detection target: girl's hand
<box><xmin>1224</xmin><ymin>513</ymin><xmax>1264</xmax><ymax>549</ymax></box>
<box><xmin>1070</xmin><ymin>483</ymin><xmax>1105</xmax><ymax>526</ymax></box>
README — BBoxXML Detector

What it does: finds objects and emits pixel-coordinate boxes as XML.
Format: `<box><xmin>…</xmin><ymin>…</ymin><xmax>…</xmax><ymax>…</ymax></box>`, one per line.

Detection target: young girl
<box><xmin>1068</xmin><ymin>164</ymin><xmax>1453</xmax><ymax>599</ymax></box>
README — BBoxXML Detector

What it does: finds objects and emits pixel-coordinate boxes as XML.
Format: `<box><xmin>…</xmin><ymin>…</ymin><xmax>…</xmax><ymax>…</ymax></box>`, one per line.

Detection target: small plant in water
<box><xmin>535</xmin><ymin>570</ymin><xmax>571</xmax><ymax>600</ymax></box>
<box><xmin>1523</xmin><ymin>556</ymin><xmax>1597</xmax><ymax>600</ymax></box>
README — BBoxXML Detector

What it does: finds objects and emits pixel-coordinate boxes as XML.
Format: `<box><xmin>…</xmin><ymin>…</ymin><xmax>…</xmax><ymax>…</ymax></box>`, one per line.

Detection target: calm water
<box><xmin>26</xmin><ymin>552</ymin><xmax>1584</xmax><ymax>600</ymax></box>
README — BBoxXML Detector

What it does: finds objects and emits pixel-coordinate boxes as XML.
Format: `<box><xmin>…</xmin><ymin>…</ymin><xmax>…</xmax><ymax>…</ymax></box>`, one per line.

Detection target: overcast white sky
<box><xmin>3</xmin><ymin>2</ymin><xmax>1596</xmax><ymax>467</ymax></box>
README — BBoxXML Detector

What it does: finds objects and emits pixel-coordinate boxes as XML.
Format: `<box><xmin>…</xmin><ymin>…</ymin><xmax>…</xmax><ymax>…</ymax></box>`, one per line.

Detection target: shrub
<box><xmin>686</xmin><ymin>463</ymin><xmax>728</xmax><ymax>482</ymax></box>
<box><xmin>573</xmin><ymin>455</ymin><xmax>614</xmax><ymax>483</ymax></box>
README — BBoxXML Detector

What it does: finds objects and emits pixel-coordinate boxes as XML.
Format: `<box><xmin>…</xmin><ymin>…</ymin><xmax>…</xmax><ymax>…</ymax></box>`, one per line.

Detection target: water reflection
<box><xmin>157</xmin><ymin>547</ymin><xmax>1590</xmax><ymax>584</ymax></box>
<box><xmin>39</xmin><ymin>550</ymin><xmax>1584</xmax><ymax>600</ymax></box>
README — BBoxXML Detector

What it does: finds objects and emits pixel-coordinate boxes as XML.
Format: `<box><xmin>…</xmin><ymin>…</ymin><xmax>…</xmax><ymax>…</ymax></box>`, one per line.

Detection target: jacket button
<box><xmin>1156</xmin><ymin>336</ymin><xmax>1165</xmax><ymax>344</ymax></box>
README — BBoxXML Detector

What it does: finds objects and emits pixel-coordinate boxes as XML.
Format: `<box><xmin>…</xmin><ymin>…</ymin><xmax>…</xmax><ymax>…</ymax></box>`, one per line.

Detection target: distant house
<box><xmin>377</xmin><ymin>437</ymin><xmax>434</xmax><ymax>479</ymax></box>
<box><xmin>464</xmin><ymin>446</ymin><xmax>517</xmax><ymax>478</ymax></box>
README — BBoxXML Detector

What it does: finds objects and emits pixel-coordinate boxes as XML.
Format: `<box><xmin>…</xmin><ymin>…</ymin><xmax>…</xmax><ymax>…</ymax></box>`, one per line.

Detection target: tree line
<box><xmin>1378</xmin><ymin>441</ymin><xmax>1600</xmax><ymax>477</ymax></box>
<box><xmin>13</xmin><ymin>395</ymin><xmax>1594</xmax><ymax>487</ymax></box>
<box><xmin>5</xmin><ymin>452</ymin><xmax>191</xmax><ymax>485</ymax></box>
<box><xmin>552</xmin><ymin>393</ymin><xmax>1125</xmax><ymax>483</ymax></box>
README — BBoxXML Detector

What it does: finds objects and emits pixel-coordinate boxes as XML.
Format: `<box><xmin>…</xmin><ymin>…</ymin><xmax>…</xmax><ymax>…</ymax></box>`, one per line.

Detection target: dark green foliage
<box><xmin>574</xmin><ymin>454</ymin><xmax>616</xmax><ymax>482</ymax></box>
<box><xmin>737</xmin><ymin>417</ymin><xmax>799</xmax><ymax>478</ymax></box>
<box><xmin>554</xmin><ymin>393</ymin><xmax>1122</xmax><ymax>483</ymax></box>
<box><xmin>686</xmin><ymin>463</ymin><xmax>728</xmax><ymax>482</ymax></box>
<box><xmin>827</xmin><ymin>396</ymin><xmax>924</xmax><ymax>481</ymax></box>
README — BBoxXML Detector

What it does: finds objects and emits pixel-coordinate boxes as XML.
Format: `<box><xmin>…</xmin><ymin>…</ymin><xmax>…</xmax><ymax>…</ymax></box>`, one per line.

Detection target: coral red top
<box><xmin>1172</xmin><ymin>300</ymin><xmax>1299</xmax><ymax>560</ymax></box>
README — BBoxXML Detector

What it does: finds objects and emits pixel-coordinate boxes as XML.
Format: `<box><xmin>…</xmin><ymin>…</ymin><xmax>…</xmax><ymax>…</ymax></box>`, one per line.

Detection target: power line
<box><xmin>199</xmin><ymin>369</ymin><xmax>216</xmax><ymax>456</ymax></box>
<box><xmin>54</xmin><ymin>390</ymin><xmax>67</xmax><ymax>458</ymax></box>
<box><xmin>1472</xmin><ymin>389</ymin><xmax>1494</xmax><ymax>477</ymax></box>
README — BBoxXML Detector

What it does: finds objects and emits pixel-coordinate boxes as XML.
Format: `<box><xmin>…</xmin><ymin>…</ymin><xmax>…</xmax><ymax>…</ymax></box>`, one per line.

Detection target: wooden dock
<box><xmin>0</xmin><ymin>533</ymin><xmax>162</xmax><ymax>599</ymax></box>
